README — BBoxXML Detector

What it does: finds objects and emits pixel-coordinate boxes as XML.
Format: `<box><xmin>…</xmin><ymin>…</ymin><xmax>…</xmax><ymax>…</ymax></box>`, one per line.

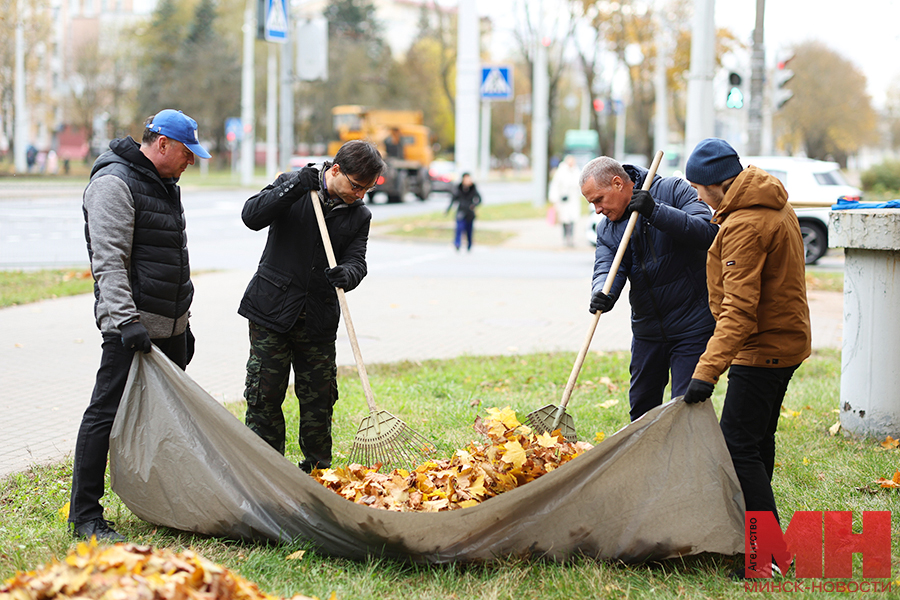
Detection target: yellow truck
<box><xmin>328</xmin><ymin>105</ymin><xmax>433</xmax><ymax>203</ymax></box>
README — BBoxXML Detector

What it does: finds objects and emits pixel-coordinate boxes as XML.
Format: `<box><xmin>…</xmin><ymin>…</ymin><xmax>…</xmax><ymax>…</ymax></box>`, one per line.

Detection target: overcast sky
<box><xmin>478</xmin><ymin>0</ymin><xmax>900</xmax><ymax>109</ymax></box>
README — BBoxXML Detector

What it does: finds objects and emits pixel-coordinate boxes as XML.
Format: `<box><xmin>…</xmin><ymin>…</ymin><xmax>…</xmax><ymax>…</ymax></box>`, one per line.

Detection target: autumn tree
<box><xmin>0</xmin><ymin>0</ymin><xmax>53</xmax><ymax>160</ymax></box>
<box><xmin>774</xmin><ymin>41</ymin><xmax>876</xmax><ymax>166</ymax></box>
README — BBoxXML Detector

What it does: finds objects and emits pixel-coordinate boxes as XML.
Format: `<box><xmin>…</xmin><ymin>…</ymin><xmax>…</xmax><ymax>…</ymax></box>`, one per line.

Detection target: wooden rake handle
<box><xmin>555</xmin><ymin>150</ymin><xmax>665</xmax><ymax>417</ymax></box>
<box><xmin>310</xmin><ymin>191</ymin><xmax>379</xmax><ymax>415</ymax></box>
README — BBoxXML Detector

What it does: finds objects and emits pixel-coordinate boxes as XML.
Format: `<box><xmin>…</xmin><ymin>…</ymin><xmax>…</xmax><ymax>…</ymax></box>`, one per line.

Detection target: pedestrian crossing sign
<box><xmin>264</xmin><ymin>0</ymin><xmax>288</xmax><ymax>43</ymax></box>
<box><xmin>480</xmin><ymin>65</ymin><xmax>513</xmax><ymax>101</ymax></box>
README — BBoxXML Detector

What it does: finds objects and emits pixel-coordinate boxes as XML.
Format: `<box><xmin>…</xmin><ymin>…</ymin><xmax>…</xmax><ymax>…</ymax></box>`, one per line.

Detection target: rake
<box><xmin>310</xmin><ymin>191</ymin><xmax>436</xmax><ymax>471</ymax></box>
<box><xmin>526</xmin><ymin>150</ymin><xmax>665</xmax><ymax>442</ymax></box>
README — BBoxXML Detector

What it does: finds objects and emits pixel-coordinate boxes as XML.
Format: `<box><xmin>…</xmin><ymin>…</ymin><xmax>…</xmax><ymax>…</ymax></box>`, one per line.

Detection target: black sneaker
<box><xmin>72</xmin><ymin>518</ymin><xmax>126</xmax><ymax>543</ymax></box>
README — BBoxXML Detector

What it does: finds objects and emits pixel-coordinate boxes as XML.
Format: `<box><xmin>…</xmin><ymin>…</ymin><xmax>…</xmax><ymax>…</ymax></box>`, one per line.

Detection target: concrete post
<box><xmin>829</xmin><ymin>210</ymin><xmax>900</xmax><ymax>439</ymax></box>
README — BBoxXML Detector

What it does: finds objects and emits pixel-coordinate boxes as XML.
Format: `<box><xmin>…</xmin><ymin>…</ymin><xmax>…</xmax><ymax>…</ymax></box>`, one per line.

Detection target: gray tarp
<box><xmin>109</xmin><ymin>348</ymin><xmax>745</xmax><ymax>563</ymax></box>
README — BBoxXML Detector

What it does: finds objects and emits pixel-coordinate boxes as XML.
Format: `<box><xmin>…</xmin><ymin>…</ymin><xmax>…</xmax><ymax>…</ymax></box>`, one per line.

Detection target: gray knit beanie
<box><xmin>685</xmin><ymin>138</ymin><xmax>744</xmax><ymax>186</ymax></box>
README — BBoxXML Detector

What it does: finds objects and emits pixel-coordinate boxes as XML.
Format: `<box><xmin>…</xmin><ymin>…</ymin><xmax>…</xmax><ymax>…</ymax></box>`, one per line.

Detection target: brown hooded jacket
<box><xmin>693</xmin><ymin>165</ymin><xmax>812</xmax><ymax>383</ymax></box>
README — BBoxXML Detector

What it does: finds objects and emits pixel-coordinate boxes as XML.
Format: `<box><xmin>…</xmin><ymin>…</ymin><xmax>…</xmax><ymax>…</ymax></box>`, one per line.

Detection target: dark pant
<box><xmin>69</xmin><ymin>331</ymin><xmax>187</xmax><ymax>526</ymax></box>
<box><xmin>628</xmin><ymin>333</ymin><xmax>711</xmax><ymax>421</ymax></box>
<box><xmin>720</xmin><ymin>363</ymin><xmax>799</xmax><ymax>522</ymax></box>
<box><xmin>454</xmin><ymin>217</ymin><xmax>474</xmax><ymax>250</ymax></box>
<box><xmin>243</xmin><ymin>319</ymin><xmax>337</xmax><ymax>471</ymax></box>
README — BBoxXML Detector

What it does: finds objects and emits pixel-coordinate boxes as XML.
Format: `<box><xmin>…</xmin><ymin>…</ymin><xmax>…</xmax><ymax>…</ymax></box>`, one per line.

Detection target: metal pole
<box><xmin>480</xmin><ymin>101</ymin><xmax>491</xmax><ymax>179</ymax></box>
<box><xmin>266</xmin><ymin>45</ymin><xmax>278</xmax><ymax>180</ymax></box>
<box><xmin>280</xmin><ymin>30</ymin><xmax>294</xmax><ymax>170</ymax></box>
<box><xmin>746</xmin><ymin>0</ymin><xmax>765</xmax><ymax>156</ymax></box>
<box><xmin>14</xmin><ymin>16</ymin><xmax>28</xmax><ymax>173</ymax></box>
<box><xmin>454</xmin><ymin>0</ymin><xmax>479</xmax><ymax>176</ymax></box>
<box><xmin>684</xmin><ymin>0</ymin><xmax>715</xmax><ymax>159</ymax></box>
<box><xmin>240</xmin><ymin>0</ymin><xmax>256</xmax><ymax>186</ymax></box>
<box><xmin>531</xmin><ymin>39</ymin><xmax>549</xmax><ymax>207</ymax></box>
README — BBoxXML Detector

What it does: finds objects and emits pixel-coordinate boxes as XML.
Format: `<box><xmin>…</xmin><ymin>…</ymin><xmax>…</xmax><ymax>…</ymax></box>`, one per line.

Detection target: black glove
<box><xmin>120</xmin><ymin>321</ymin><xmax>152</xmax><ymax>353</ymax></box>
<box><xmin>589</xmin><ymin>291</ymin><xmax>615</xmax><ymax>314</ymax></box>
<box><xmin>324</xmin><ymin>265</ymin><xmax>350</xmax><ymax>289</ymax></box>
<box><xmin>628</xmin><ymin>189</ymin><xmax>655</xmax><ymax>218</ymax></box>
<box><xmin>185</xmin><ymin>324</ymin><xmax>195</xmax><ymax>366</ymax></box>
<box><xmin>296</xmin><ymin>166</ymin><xmax>320</xmax><ymax>192</ymax></box>
<box><xmin>683</xmin><ymin>378</ymin><xmax>715</xmax><ymax>404</ymax></box>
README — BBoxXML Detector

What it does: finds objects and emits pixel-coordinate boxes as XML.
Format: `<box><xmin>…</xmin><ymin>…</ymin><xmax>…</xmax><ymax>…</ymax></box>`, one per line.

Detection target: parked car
<box><xmin>428</xmin><ymin>159</ymin><xmax>458</xmax><ymax>194</ymax></box>
<box><xmin>742</xmin><ymin>156</ymin><xmax>862</xmax><ymax>264</ymax></box>
<box><xmin>584</xmin><ymin>156</ymin><xmax>861</xmax><ymax>264</ymax></box>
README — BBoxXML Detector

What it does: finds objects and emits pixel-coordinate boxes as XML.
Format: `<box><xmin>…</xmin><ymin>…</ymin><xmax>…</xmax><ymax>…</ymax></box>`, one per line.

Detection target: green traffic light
<box><xmin>727</xmin><ymin>87</ymin><xmax>744</xmax><ymax>109</ymax></box>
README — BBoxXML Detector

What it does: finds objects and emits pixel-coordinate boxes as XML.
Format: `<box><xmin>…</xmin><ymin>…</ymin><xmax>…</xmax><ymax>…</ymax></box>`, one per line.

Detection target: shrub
<box><xmin>860</xmin><ymin>160</ymin><xmax>900</xmax><ymax>193</ymax></box>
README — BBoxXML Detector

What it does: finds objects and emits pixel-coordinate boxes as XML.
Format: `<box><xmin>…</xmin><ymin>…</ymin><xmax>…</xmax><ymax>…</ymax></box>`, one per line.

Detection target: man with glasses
<box><xmin>71</xmin><ymin>109</ymin><xmax>210</xmax><ymax>541</ymax></box>
<box><xmin>239</xmin><ymin>140</ymin><xmax>385</xmax><ymax>473</ymax></box>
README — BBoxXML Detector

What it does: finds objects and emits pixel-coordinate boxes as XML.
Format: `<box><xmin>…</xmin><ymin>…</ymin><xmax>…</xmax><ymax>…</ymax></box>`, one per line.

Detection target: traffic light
<box><xmin>592</xmin><ymin>98</ymin><xmax>605</xmax><ymax>113</ymax></box>
<box><xmin>773</xmin><ymin>57</ymin><xmax>794</xmax><ymax>110</ymax></box>
<box><xmin>726</xmin><ymin>72</ymin><xmax>744</xmax><ymax>109</ymax></box>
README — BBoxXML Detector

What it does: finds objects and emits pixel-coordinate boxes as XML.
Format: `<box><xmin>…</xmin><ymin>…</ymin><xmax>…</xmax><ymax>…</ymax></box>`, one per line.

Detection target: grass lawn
<box><xmin>0</xmin><ymin>268</ymin><xmax>94</xmax><ymax>308</ymax></box>
<box><xmin>3</xmin><ymin>349</ymin><xmax>899</xmax><ymax>599</ymax></box>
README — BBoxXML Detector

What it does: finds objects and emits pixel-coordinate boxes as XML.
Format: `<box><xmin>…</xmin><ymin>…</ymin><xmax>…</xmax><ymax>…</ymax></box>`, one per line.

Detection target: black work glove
<box><xmin>120</xmin><ymin>321</ymin><xmax>152</xmax><ymax>353</ymax></box>
<box><xmin>628</xmin><ymin>189</ymin><xmax>655</xmax><ymax>218</ymax></box>
<box><xmin>683</xmin><ymin>378</ymin><xmax>715</xmax><ymax>404</ymax></box>
<box><xmin>296</xmin><ymin>166</ymin><xmax>320</xmax><ymax>192</ymax></box>
<box><xmin>324</xmin><ymin>265</ymin><xmax>350</xmax><ymax>289</ymax></box>
<box><xmin>185</xmin><ymin>324</ymin><xmax>195</xmax><ymax>366</ymax></box>
<box><xmin>589</xmin><ymin>291</ymin><xmax>615</xmax><ymax>314</ymax></box>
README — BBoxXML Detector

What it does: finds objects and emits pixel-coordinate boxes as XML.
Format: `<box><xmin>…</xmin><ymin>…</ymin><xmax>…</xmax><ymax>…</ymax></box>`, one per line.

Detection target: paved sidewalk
<box><xmin>0</xmin><ymin>217</ymin><xmax>843</xmax><ymax>478</ymax></box>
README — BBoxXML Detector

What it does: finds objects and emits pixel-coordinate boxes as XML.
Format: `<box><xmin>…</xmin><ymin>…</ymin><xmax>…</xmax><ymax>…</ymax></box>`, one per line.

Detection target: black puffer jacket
<box><xmin>239</xmin><ymin>164</ymin><xmax>371</xmax><ymax>340</ymax></box>
<box><xmin>84</xmin><ymin>137</ymin><xmax>192</xmax><ymax>336</ymax></box>
<box><xmin>593</xmin><ymin>165</ymin><xmax>718</xmax><ymax>342</ymax></box>
<box><xmin>448</xmin><ymin>182</ymin><xmax>481</xmax><ymax>220</ymax></box>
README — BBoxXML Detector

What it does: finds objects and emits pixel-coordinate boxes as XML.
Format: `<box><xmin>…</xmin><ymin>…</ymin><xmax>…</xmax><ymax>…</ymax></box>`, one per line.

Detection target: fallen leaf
<box><xmin>594</xmin><ymin>431</ymin><xmax>606</xmax><ymax>443</ymax></box>
<box><xmin>598</xmin><ymin>399</ymin><xmax>619</xmax><ymax>409</ymax></box>
<box><xmin>500</xmin><ymin>440</ymin><xmax>527</xmax><ymax>469</ymax></box>
<box><xmin>880</xmin><ymin>436</ymin><xmax>899</xmax><ymax>449</ymax></box>
<box><xmin>286</xmin><ymin>550</ymin><xmax>305</xmax><ymax>560</ymax></box>
<box><xmin>828</xmin><ymin>421</ymin><xmax>841</xmax><ymax>436</ymax></box>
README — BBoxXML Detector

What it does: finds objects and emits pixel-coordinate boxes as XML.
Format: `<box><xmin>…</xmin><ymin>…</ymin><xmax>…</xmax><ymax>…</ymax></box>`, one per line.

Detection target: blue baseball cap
<box><xmin>146</xmin><ymin>109</ymin><xmax>211</xmax><ymax>159</ymax></box>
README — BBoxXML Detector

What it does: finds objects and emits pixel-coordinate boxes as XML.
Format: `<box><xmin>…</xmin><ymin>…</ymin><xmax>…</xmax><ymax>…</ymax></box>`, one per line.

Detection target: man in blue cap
<box><xmin>682</xmin><ymin>138</ymin><xmax>811</xmax><ymax>578</ymax></box>
<box><xmin>70</xmin><ymin>109</ymin><xmax>211</xmax><ymax>541</ymax></box>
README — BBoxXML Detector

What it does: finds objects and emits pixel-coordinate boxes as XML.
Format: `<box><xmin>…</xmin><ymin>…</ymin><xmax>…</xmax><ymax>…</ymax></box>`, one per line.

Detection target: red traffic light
<box><xmin>592</xmin><ymin>98</ymin><xmax>605</xmax><ymax>112</ymax></box>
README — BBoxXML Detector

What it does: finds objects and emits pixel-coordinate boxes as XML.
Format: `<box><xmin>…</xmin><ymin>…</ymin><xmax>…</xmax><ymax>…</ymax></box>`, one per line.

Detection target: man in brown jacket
<box><xmin>681</xmin><ymin>138</ymin><xmax>811</xmax><ymax>536</ymax></box>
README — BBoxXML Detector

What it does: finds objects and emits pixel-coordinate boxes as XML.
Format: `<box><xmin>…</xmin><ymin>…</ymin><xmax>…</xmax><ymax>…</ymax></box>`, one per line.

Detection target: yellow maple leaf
<box><xmin>457</xmin><ymin>499</ymin><xmax>479</xmax><ymax>509</ymax></box>
<box><xmin>500</xmin><ymin>440</ymin><xmax>527</xmax><ymax>469</ymax></box>
<box><xmin>468</xmin><ymin>474</ymin><xmax>487</xmax><ymax>498</ymax></box>
<box><xmin>880</xmin><ymin>436</ymin><xmax>899</xmax><ymax>449</ymax></box>
<box><xmin>486</xmin><ymin>406</ymin><xmax>521</xmax><ymax>430</ymax></box>
<box><xmin>535</xmin><ymin>431</ymin><xmax>558</xmax><ymax>448</ymax></box>
<box><xmin>594</xmin><ymin>431</ymin><xmax>606</xmax><ymax>443</ymax></box>
<box><xmin>598</xmin><ymin>399</ymin><xmax>619</xmax><ymax>409</ymax></box>
<box><xmin>286</xmin><ymin>550</ymin><xmax>306</xmax><ymax>561</ymax></box>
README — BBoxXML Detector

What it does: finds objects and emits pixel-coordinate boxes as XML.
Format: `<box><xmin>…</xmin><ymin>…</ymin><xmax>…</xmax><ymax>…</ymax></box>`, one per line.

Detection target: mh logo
<box><xmin>746</xmin><ymin>511</ymin><xmax>892</xmax><ymax>578</ymax></box>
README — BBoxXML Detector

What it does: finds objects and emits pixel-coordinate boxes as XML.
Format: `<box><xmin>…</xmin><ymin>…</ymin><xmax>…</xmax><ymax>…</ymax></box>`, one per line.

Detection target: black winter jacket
<box><xmin>84</xmin><ymin>137</ymin><xmax>192</xmax><ymax>336</ymax></box>
<box><xmin>592</xmin><ymin>165</ymin><xmax>717</xmax><ymax>342</ymax></box>
<box><xmin>448</xmin><ymin>182</ymin><xmax>481</xmax><ymax>220</ymax></box>
<box><xmin>239</xmin><ymin>165</ymin><xmax>371</xmax><ymax>340</ymax></box>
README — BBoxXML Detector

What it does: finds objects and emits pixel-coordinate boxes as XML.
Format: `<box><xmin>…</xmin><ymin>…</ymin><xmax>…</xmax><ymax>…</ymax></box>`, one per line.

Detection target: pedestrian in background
<box><xmin>581</xmin><ymin>156</ymin><xmax>718</xmax><ymax>422</ymax></box>
<box><xmin>682</xmin><ymin>139</ymin><xmax>811</xmax><ymax>578</ymax></box>
<box><xmin>71</xmin><ymin>109</ymin><xmax>210</xmax><ymax>541</ymax></box>
<box><xmin>548</xmin><ymin>154</ymin><xmax>584</xmax><ymax>246</ymax></box>
<box><xmin>447</xmin><ymin>172</ymin><xmax>481</xmax><ymax>251</ymax></box>
<box><xmin>239</xmin><ymin>140</ymin><xmax>385</xmax><ymax>473</ymax></box>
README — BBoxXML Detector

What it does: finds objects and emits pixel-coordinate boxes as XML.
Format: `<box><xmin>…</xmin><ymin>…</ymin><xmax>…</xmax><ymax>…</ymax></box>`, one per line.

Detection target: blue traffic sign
<box><xmin>264</xmin><ymin>0</ymin><xmax>289</xmax><ymax>43</ymax></box>
<box><xmin>481</xmin><ymin>65</ymin><xmax>513</xmax><ymax>101</ymax></box>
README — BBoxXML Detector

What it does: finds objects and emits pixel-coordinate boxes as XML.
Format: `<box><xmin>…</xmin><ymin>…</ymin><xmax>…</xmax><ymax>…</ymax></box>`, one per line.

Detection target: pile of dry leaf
<box><xmin>0</xmin><ymin>540</ymin><xmax>319</xmax><ymax>600</ymax></box>
<box><xmin>313</xmin><ymin>406</ymin><xmax>593</xmax><ymax>512</ymax></box>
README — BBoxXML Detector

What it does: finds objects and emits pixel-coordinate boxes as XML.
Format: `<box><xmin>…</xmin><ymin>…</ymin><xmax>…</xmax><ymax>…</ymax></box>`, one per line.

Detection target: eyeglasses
<box><xmin>340</xmin><ymin>169</ymin><xmax>377</xmax><ymax>194</ymax></box>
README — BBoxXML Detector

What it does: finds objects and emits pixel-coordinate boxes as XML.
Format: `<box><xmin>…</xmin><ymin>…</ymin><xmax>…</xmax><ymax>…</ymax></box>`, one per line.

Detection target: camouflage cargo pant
<box><xmin>244</xmin><ymin>319</ymin><xmax>338</xmax><ymax>471</ymax></box>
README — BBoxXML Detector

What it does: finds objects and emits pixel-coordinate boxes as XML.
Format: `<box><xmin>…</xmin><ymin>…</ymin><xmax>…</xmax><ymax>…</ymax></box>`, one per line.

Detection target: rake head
<box><xmin>348</xmin><ymin>409</ymin><xmax>437</xmax><ymax>472</ymax></box>
<box><xmin>525</xmin><ymin>404</ymin><xmax>577</xmax><ymax>443</ymax></box>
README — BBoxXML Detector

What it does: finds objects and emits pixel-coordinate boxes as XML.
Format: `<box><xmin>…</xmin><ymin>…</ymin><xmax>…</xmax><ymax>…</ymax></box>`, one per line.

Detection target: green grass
<box><xmin>3</xmin><ymin>349</ymin><xmax>899</xmax><ymax>599</ymax></box>
<box><xmin>805</xmin><ymin>269</ymin><xmax>843</xmax><ymax>293</ymax></box>
<box><xmin>0</xmin><ymin>268</ymin><xmax>94</xmax><ymax>308</ymax></box>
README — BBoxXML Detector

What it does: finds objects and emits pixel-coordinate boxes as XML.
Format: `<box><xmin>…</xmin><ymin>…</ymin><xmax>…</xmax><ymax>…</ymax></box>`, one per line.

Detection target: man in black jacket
<box><xmin>581</xmin><ymin>156</ymin><xmax>718</xmax><ymax>421</ymax></box>
<box><xmin>239</xmin><ymin>140</ymin><xmax>385</xmax><ymax>472</ymax></box>
<box><xmin>72</xmin><ymin>109</ymin><xmax>210</xmax><ymax>541</ymax></box>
